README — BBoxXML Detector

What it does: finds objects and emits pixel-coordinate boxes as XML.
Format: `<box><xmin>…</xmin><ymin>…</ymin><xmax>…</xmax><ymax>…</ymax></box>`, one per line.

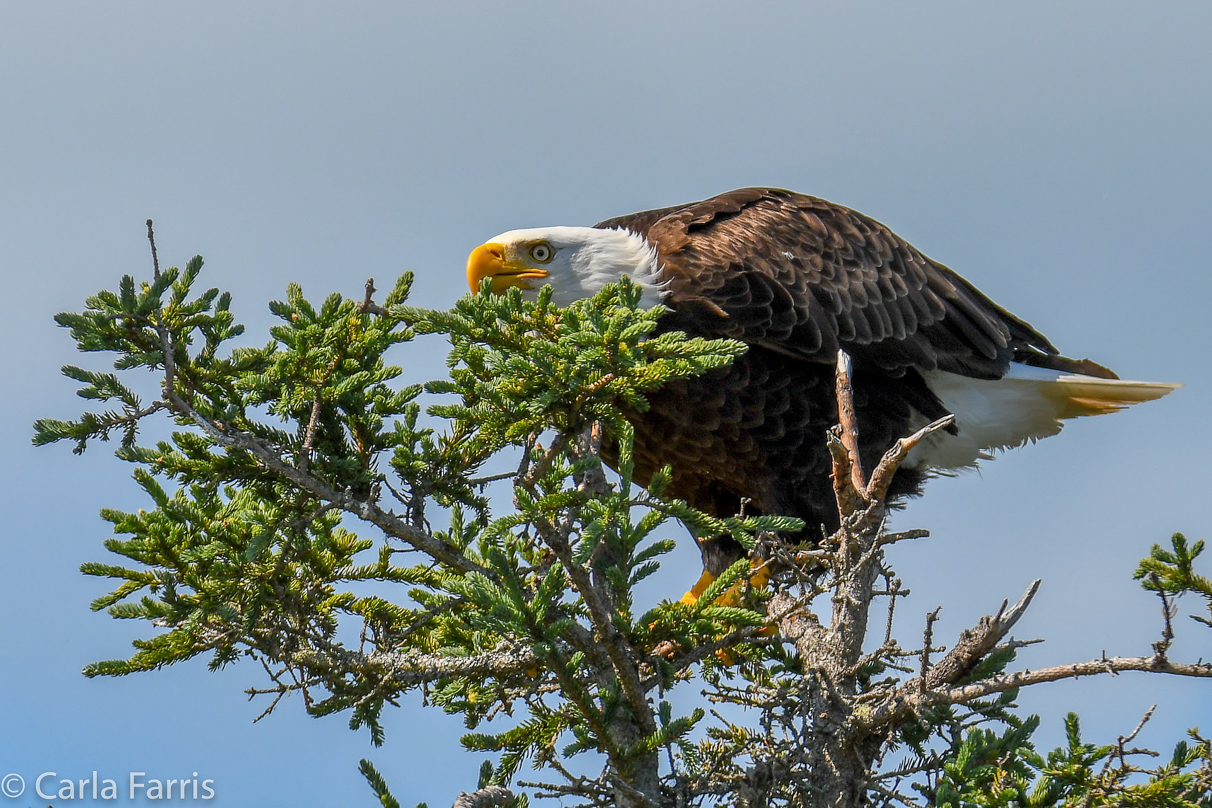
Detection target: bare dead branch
<box><xmin>452</xmin><ymin>785</ymin><xmax>516</xmax><ymax>808</ymax></box>
<box><xmin>880</xmin><ymin>529</ymin><xmax>930</xmax><ymax>547</ymax></box>
<box><xmin>1149</xmin><ymin>572</ymin><xmax>1176</xmax><ymax>659</ymax></box>
<box><xmin>608</xmin><ymin>774</ymin><xmax>661</xmax><ymax>808</ymax></box>
<box><xmin>827</xmin><ymin>427</ymin><xmax>866</xmax><ymax>519</ymax></box>
<box><xmin>865</xmin><ymin>415</ymin><xmax>955</xmax><ymax>504</ymax></box>
<box><xmin>863</xmin><ymin>580</ymin><xmax>1043</xmax><ymax>728</ymax></box>
<box><xmin>1115</xmin><ymin>704</ymin><xmax>1157</xmax><ymax>768</ymax></box>
<box><xmin>924</xmin><ymin>579</ymin><xmax>1040</xmax><ymax>689</ymax></box>
<box><xmin>865</xmin><ymin>637</ymin><xmax>1212</xmax><ymax>730</ymax></box>
<box><xmin>928</xmin><ymin>655</ymin><xmax>1212</xmax><ymax>704</ymax></box>
<box><xmin>298</xmin><ymin>390</ymin><xmax>323</xmax><ymax>474</ymax></box>
<box><xmin>360</xmin><ymin>277</ymin><xmax>386</xmax><ymax>316</ymax></box>
<box><xmin>1120</xmin><ymin>704</ymin><xmax>1156</xmax><ymax>748</ymax></box>
<box><xmin>146</xmin><ymin>219</ymin><xmax>160</xmax><ymax>279</ymax></box>
<box><xmin>247</xmin><ymin>659</ymin><xmax>292</xmax><ymax>723</ymax></box>
<box><xmin>835</xmin><ymin>349</ymin><xmax>867</xmax><ymax>493</ymax></box>
<box><xmin>919</xmin><ymin>608</ymin><xmax>942</xmax><ymax>694</ymax></box>
<box><xmin>467</xmin><ymin>470</ymin><xmax>521</xmax><ymax>487</ymax></box>
<box><xmin>293</xmin><ymin>641</ymin><xmax>542</xmax><ymax>689</ymax></box>
<box><xmin>883</xmin><ymin>574</ymin><xmax>903</xmax><ymax>647</ymax></box>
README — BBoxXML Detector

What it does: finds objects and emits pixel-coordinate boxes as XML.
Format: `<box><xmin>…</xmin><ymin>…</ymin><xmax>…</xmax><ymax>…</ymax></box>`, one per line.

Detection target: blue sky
<box><xmin>2</xmin><ymin>3</ymin><xmax>1210</xmax><ymax>806</ymax></box>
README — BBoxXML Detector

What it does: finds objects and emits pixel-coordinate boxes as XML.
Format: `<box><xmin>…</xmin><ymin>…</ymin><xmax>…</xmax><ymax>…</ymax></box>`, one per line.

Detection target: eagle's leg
<box><xmin>678</xmin><ymin>533</ymin><xmax>776</xmax><ymax>612</ymax></box>
<box><xmin>679</xmin><ymin>570</ymin><xmax>716</xmax><ymax>606</ymax></box>
<box><xmin>650</xmin><ymin>539</ymin><xmax>775</xmax><ymax>662</ymax></box>
<box><xmin>682</xmin><ymin>535</ymin><xmax>741</xmax><ymax>606</ymax></box>
<box><xmin>673</xmin><ymin>559</ymin><xmax>776</xmax><ymax>665</ymax></box>
<box><xmin>678</xmin><ymin>560</ymin><xmax>773</xmax><ymax>608</ymax></box>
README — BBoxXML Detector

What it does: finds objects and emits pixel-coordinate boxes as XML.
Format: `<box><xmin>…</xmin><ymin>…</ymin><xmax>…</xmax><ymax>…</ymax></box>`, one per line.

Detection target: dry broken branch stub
<box><xmin>359</xmin><ymin>277</ymin><xmax>387</xmax><ymax>316</ymax></box>
<box><xmin>451</xmin><ymin>785</ymin><xmax>516</xmax><ymax>808</ymax></box>
<box><xmin>835</xmin><ymin>349</ymin><xmax>867</xmax><ymax>494</ymax></box>
<box><xmin>864</xmin><ymin>414</ymin><xmax>954</xmax><ymax>505</ymax></box>
<box><xmin>924</xmin><ymin>578</ymin><xmax>1041</xmax><ymax>688</ymax></box>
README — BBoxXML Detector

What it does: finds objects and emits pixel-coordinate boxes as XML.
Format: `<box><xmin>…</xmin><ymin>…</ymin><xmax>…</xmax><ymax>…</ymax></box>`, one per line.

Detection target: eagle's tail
<box><xmin>1005</xmin><ymin>365</ymin><xmax>1182</xmax><ymax>419</ymax></box>
<box><xmin>915</xmin><ymin>364</ymin><xmax>1180</xmax><ymax>470</ymax></box>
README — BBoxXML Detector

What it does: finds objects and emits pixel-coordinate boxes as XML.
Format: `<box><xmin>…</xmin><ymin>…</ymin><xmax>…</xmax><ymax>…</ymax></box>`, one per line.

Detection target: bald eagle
<box><xmin>467</xmin><ymin>188</ymin><xmax>1177</xmax><ymax>600</ymax></box>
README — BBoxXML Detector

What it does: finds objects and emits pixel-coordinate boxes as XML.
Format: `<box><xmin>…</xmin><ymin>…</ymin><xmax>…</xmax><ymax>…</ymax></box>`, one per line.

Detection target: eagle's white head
<box><xmin>466</xmin><ymin>226</ymin><xmax>664</xmax><ymax>307</ymax></box>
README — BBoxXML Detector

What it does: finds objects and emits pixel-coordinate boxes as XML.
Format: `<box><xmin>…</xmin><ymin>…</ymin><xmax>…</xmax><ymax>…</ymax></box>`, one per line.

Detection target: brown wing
<box><xmin>596</xmin><ymin>188</ymin><xmax>1080</xmax><ymax>380</ymax></box>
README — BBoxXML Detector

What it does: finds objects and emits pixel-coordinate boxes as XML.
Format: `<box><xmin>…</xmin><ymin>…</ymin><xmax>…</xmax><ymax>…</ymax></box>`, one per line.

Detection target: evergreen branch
<box><xmin>515</xmin><ymin>427</ymin><xmax>661</xmax><ymax>792</ymax></box>
<box><xmin>159</xmin><ymin>380</ymin><xmax>484</xmax><ymax>575</ymax></box>
<box><xmin>359</xmin><ymin>758</ymin><xmax>402</xmax><ymax>808</ymax></box>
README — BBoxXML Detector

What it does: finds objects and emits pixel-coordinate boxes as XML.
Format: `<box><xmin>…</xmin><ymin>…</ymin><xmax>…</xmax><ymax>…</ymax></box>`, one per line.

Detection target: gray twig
<box><xmin>146</xmin><ymin>219</ymin><xmax>160</xmax><ymax>279</ymax></box>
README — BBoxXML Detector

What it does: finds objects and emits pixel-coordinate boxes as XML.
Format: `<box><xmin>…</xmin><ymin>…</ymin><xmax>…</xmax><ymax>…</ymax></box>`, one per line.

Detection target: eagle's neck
<box><xmin>577</xmin><ymin>227</ymin><xmax>664</xmax><ymax>308</ymax></box>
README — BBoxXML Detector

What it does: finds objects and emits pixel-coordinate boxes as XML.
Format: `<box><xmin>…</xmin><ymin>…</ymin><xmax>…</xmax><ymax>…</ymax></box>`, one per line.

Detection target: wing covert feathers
<box><xmin>596</xmin><ymin>187</ymin><xmax>1059</xmax><ymax>381</ymax></box>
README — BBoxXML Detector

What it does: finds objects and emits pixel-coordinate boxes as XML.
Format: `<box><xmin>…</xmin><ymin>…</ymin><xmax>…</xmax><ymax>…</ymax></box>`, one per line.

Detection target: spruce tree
<box><xmin>35</xmin><ymin>236</ymin><xmax>1212</xmax><ymax>807</ymax></box>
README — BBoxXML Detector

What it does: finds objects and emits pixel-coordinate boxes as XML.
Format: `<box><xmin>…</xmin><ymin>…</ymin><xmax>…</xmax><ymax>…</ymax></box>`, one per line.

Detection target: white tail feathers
<box><xmin>1003</xmin><ymin>364</ymin><xmax>1182</xmax><ymax>419</ymax></box>
<box><xmin>913</xmin><ymin>364</ymin><xmax>1180</xmax><ymax>471</ymax></box>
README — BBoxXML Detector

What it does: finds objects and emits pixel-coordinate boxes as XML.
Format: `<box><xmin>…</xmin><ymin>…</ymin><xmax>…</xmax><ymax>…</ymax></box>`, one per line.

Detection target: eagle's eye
<box><xmin>529</xmin><ymin>242</ymin><xmax>554</xmax><ymax>263</ymax></box>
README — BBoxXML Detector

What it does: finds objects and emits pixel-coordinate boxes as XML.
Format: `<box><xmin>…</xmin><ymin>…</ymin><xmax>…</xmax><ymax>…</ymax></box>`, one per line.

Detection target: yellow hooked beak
<box><xmin>466</xmin><ymin>242</ymin><xmax>550</xmax><ymax>294</ymax></box>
